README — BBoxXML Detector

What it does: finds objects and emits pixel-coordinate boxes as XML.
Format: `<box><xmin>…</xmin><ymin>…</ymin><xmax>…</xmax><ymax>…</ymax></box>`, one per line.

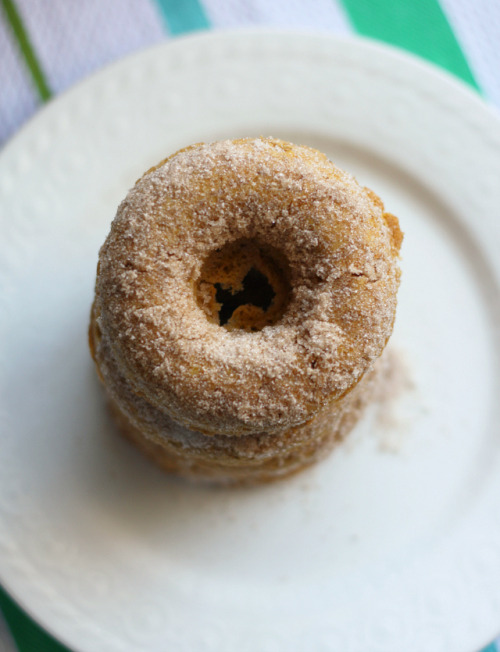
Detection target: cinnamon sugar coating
<box><xmin>90</xmin><ymin>138</ymin><xmax>402</xmax><ymax>482</ymax></box>
<box><xmin>89</xmin><ymin>306</ymin><xmax>379</xmax><ymax>484</ymax></box>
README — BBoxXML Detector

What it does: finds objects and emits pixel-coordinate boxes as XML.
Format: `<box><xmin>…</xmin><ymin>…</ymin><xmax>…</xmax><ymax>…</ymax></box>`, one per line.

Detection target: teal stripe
<box><xmin>153</xmin><ymin>0</ymin><xmax>210</xmax><ymax>35</ymax></box>
<box><xmin>480</xmin><ymin>645</ymin><xmax>499</xmax><ymax>652</ymax></box>
<box><xmin>339</xmin><ymin>0</ymin><xmax>480</xmax><ymax>90</ymax></box>
<box><xmin>0</xmin><ymin>585</ymin><xmax>71</xmax><ymax>652</ymax></box>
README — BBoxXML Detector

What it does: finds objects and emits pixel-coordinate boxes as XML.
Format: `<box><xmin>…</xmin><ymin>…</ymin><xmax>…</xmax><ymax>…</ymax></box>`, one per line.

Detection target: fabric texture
<box><xmin>0</xmin><ymin>0</ymin><xmax>499</xmax><ymax>650</ymax></box>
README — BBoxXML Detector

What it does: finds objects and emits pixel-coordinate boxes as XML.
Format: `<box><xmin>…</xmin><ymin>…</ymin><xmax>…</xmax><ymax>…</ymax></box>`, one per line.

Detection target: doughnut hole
<box><xmin>195</xmin><ymin>239</ymin><xmax>291</xmax><ymax>331</ymax></box>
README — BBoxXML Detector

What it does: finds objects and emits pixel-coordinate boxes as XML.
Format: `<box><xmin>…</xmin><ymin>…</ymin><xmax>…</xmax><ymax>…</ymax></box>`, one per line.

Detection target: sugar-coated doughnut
<box><xmin>90</xmin><ymin>138</ymin><xmax>402</xmax><ymax>483</ymax></box>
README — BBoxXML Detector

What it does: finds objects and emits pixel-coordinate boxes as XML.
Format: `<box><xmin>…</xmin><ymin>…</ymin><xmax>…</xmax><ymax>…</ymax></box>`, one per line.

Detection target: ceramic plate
<box><xmin>1</xmin><ymin>31</ymin><xmax>500</xmax><ymax>652</ymax></box>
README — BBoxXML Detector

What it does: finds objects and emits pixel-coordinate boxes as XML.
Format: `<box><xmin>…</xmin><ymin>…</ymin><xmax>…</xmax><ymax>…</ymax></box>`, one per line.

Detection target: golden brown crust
<box><xmin>93</xmin><ymin>138</ymin><xmax>401</xmax><ymax>440</ymax></box>
<box><xmin>90</xmin><ymin>305</ymin><xmax>377</xmax><ymax>484</ymax></box>
<box><xmin>90</xmin><ymin>138</ymin><xmax>402</xmax><ymax>483</ymax></box>
<box><xmin>108</xmin><ymin>381</ymin><xmax>371</xmax><ymax>485</ymax></box>
<box><xmin>384</xmin><ymin>212</ymin><xmax>404</xmax><ymax>254</ymax></box>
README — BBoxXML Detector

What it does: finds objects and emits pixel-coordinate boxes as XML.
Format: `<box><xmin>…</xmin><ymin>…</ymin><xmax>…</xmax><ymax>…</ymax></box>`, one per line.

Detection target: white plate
<box><xmin>1</xmin><ymin>31</ymin><xmax>500</xmax><ymax>652</ymax></box>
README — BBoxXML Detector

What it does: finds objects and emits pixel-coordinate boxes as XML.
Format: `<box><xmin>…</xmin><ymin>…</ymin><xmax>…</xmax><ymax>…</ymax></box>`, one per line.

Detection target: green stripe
<box><xmin>1</xmin><ymin>0</ymin><xmax>51</xmax><ymax>101</ymax></box>
<box><xmin>153</xmin><ymin>0</ymin><xmax>210</xmax><ymax>35</ymax></box>
<box><xmin>0</xmin><ymin>585</ymin><xmax>70</xmax><ymax>651</ymax></box>
<box><xmin>339</xmin><ymin>0</ymin><xmax>479</xmax><ymax>90</ymax></box>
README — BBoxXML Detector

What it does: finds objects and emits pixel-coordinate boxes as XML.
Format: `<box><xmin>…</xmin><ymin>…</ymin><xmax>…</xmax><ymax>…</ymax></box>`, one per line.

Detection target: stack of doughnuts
<box><xmin>89</xmin><ymin>138</ymin><xmax>402</xmax><ymax>483</ymax></box>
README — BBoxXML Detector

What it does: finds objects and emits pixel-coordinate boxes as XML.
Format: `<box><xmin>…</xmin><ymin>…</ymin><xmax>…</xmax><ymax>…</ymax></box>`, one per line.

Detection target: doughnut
<box><xmin>90</xmin><ymin>137</ymin><xmax>402</xmax><ymax>483</ymax></box>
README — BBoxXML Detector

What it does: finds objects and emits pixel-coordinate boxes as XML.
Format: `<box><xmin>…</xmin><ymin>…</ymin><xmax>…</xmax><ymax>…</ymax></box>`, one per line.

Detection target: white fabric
<box><xmin>1</xmin><ymin>0</ymin><xmax>500</xmax><ymax>147</ymax></box>
<box><xmin>204</xmin><ymin>0</ymin><xmax>352</xmax><ymax>32</ymax></box>
<box><xmin>0</xmin><ymin>16</ymin><xmax>38</xmax><ymax>144</ymax></box>
<box><xmin>440</xmin><ymin>0</ymin><xmax>500</xmax><ymax>108</ymax></box>
<box><xmin>15</xmin><ymin>0</ymin><xmax>165</xmax><ymax>95</ymax></box>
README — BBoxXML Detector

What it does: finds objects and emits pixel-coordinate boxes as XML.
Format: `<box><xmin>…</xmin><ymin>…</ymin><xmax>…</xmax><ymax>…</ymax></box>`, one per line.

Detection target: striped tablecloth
<box><xmin>1</xmin><ymin>1</ymin><xmax>499</xmax><ymax>650</ymax></box>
